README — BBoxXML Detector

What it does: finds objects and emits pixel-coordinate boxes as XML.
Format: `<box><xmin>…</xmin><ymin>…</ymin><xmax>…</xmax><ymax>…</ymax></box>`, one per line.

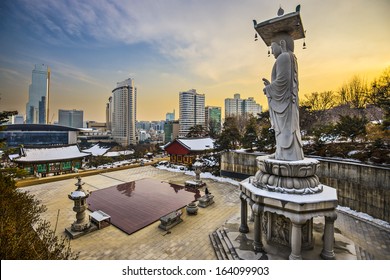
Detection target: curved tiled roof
<box><xmin>1</xmin><ymin>124</ymin><xmax>80</xmax><ymax>132</ymax></box>
<box><xmin>14</xmin><ymin>144</ymin><xmax>90</xmax><ymax>162</ymax></box>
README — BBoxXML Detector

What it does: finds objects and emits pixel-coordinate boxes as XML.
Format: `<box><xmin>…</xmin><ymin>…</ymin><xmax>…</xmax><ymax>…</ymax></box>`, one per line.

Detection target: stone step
<box><xmin>209</xmin><ymin>232</ymin><xmax>225</xmax><ymax>260</ymax></box>
<box><xmin>355</xmin><ymin>246</ymin><xmax>375</xmax><ymax>260</ymax></box>
<box><xmin>209</xmin><ymin>227</ymin><xmax>240</xmax><ymax>260</ymax></box>
<box><xmin>219</xmin><ymin>228</ymin><xmax>240</xmax><ymax>260</ymax></box>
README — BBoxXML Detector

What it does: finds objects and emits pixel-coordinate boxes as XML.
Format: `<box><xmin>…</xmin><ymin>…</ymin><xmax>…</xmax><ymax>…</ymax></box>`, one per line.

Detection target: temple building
<box><xmin>164</xmin><ymin>137</ymin><xmax>214</xmax><ymax>165</ymax></box>
<box><xmin>12</xmin><ymin>144</ymin><xmax>90</xmax><ymax>176</ymax></box>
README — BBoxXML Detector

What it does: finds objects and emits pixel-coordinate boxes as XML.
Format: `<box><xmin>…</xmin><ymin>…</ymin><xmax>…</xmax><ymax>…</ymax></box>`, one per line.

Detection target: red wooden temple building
<box><xmin>163</xmin><ymin>137</ymin><xmax>215</xmax><ymax>165</ymax></box>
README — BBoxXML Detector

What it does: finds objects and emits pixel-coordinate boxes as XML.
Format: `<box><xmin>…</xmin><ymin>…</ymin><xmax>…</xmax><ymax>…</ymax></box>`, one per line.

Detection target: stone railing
<box><xmin>220</xmin><ymin>150</ymin><xmax>390</xmax><ymax>222</ymax></box>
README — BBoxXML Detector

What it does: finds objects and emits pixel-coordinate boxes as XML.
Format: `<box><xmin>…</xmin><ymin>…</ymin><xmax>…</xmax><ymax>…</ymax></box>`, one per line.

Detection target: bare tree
<box><xmin>338</xmin><ymin>75</ymin><xmax>368</xmax><ymax>109</ymax></box>
<box><xmin>302</xmin><ymin>91</ymin><xmax>337</xmax><ymax>111</ymax></box>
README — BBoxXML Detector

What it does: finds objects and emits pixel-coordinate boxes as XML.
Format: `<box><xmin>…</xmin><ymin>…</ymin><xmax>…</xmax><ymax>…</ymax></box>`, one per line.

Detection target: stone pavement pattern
<box><xmin>22</xmin><ymin>166</ymin><xmax>390</xmax><ymax>260</ymax></box>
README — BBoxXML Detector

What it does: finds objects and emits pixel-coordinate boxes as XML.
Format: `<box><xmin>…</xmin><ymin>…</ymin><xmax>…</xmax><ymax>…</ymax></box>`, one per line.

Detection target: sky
<box><xmin>0</xmin><ymin>0</ymin><xmax>389</xmax><ymax>122</ymax></box>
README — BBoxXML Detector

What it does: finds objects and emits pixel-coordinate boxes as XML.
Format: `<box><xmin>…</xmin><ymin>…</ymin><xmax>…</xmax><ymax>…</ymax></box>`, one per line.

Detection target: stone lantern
<box><xmin>185</xmin><ymin>156</ymin><xmax>206</xmax><ymax>188</ymax></box>
<box><xmin>193</xmin><ymin>157</ymin><xmax>203</xmax><ymax>184</ymax></box>
<box><xmin>65</xmin><ymin>177</ymin><xmax>94</xmax><ymax>238</ymax></box>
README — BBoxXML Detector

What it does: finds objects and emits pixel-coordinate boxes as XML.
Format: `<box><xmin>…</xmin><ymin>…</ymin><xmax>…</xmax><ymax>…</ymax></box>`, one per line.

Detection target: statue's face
<box><xmin>271</xmin><ymin>42</ymin><xmax>282</xmax><ymax>59</ymax></box>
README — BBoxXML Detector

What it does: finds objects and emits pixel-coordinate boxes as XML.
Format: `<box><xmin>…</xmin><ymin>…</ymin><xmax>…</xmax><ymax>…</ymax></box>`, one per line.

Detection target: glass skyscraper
<box><xmin>26</xmin><ymin>64</ymin><xmax>50</xmax><ymax>124</ymax></box>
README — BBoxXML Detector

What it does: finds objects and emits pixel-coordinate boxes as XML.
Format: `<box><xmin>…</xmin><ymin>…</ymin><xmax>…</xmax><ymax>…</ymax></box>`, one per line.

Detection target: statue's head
<box><xmin>271</xmin><ymin>32</ymin><xmax>294</xmax><ymax>56</ymax></box>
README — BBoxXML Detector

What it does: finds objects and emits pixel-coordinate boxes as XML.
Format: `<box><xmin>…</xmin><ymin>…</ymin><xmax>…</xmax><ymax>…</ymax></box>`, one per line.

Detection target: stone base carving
<box><xmin>263</xmin><ymin>212</ymin><xmax>313</xmax><ymax>249</ymax></box>
<box><xmin>198</xmin><ymin>195</ymin><xmax>214</xmax><ymax>208</ymax></box>
<box><xmin>65</xmin><ymin>223</ymin><xmax>97</xmax><ymax>239</ymax></box>
<box><xmin>253</xmin><ymin>155</ymin><xmax>323</xmax><ymax>194</ymax></box>
<box><xmin>71</xmin><ymin>221</ymin><xmax>91</xmax><ymax>232</ymax></box>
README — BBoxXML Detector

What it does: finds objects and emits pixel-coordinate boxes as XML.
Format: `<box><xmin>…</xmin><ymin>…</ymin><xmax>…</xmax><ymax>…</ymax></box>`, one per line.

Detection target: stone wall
<box><xmin>220</xmin><ymin>151</ymin><xmax>390</xmax><ymax>222</ymax></box>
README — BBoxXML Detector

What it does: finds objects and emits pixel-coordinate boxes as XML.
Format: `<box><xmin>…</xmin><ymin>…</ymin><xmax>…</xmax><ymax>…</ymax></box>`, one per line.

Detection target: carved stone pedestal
<box><xmin>239</xmin><ymin>155</ymin><xmax>338</xmax><ymax>260</ymax></box>
<box><xmin>262</xmin><ymin>212</ymin><xmax>313</xmax><ymax>249</ymax></box>
<box><xmin>253</xmin><ymin>155</ymin><xmax>323</xmax><ymax>194</ymax></box>
<box><xmin>198</xmin><ymin>195</ymin><xmax>214</xmax><ymax>208</ymax></box>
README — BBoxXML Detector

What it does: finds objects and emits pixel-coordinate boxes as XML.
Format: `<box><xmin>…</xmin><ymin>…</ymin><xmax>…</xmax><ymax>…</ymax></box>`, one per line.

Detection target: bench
<box><xmin>90</xmin><ymin>210</ymin><xmax>111</xmax><ymax>229</ymax></box>
<box><xmin>159</xmin><ymin>210</ymin><xmax>183</xmax><ymax>231</ymax></box>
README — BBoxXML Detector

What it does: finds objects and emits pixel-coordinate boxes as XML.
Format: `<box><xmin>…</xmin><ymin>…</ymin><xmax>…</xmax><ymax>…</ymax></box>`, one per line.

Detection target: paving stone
<box><xmin>21</xmin><ymin>166</ymin><xmax>390</xmax><ymax>260</ymax></box>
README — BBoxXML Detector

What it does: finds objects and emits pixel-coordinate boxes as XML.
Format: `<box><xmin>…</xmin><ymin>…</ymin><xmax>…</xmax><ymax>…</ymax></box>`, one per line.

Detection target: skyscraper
<box><xmin>179</xmin><ymin>89</ymin><xmax>205</xmax><ymax>137</ymax></box>
<box><xmin>26</xmin><ymin>64</ymin><xmax>50</xmax><ymax>124</ymax></box>
<box><xmin>111</xmin><ymin>78</ymin><xmax>137</xmax><ymax>146</ymax></box>
<box><xmin>58</xmin><ymin>109</ymin><xmax>84</xmax><ymax>128</ymax></box>
<box><xmin>224</xmin><ymin>93</ymin><xmax>262</xmax><ymax>117</ymax></box>
<box><xmin>166</xmin><ymin>110</ymin><xmax>175</xmax><ymax>121</ymax></box>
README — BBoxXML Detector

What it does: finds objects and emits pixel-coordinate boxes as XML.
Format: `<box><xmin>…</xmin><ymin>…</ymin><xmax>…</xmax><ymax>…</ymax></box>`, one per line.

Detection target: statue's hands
<box><xmin>262</xmin><ymin>78</ymin><xmax>270</xmax><ymax>95</ymax></box>
<box><xmin>262</xmin><ymin>78</ymin><xmax>270</xmax><ymax>86</ymax></box>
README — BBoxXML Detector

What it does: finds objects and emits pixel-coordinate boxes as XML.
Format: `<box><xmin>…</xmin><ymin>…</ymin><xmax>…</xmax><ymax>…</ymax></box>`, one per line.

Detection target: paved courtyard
<box><xmin>22</xmin><ymin>166</ymin><xmax>390</xmax><ymax>260</ymax></box>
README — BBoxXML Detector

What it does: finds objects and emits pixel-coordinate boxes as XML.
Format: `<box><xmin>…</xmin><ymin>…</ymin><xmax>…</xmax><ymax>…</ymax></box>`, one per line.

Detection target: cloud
<box><xmin>9</xmin><ymin>0</ymin><xmax>263</xmax><ymax>83</ymax></box>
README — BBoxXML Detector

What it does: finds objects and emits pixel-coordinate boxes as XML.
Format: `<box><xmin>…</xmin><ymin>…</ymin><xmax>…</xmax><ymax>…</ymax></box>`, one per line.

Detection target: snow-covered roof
<box><xmin>176</xmin><ymin>137</ymin><xmax>215</xmax><ymax>151</ymax></box>
<box><xmin>164</xmin><ymin>137</ymin><xmax>215</xmax><ymax>152</ymax></box>
<box><xmin>82</xmin><ymin>144</ymin><xmax>110</xmax><ymax>156</ymax></box>
<box><xmin>14</xmin><ymin>145</ymin><xmax>91</xmax><ymax>162</ymax></box>
<box><xmin>104</xmin><ymin>150</ymin><xmax>134</xmax><ymax>157</ymax></box>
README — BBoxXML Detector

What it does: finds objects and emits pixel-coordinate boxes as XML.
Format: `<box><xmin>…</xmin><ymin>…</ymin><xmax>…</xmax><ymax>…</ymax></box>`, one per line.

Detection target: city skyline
<box><xmin>0</xmin><ymin>0</ymin><xmax>389</xmax><ymax>122</ymax></box>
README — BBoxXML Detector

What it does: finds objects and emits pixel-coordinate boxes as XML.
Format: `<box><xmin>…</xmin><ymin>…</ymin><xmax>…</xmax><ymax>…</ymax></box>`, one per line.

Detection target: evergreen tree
<box><xmin>186</xmin><ymin>125</ymin><xmax>207</xmax><ymax>138</ymax></box>
<box><xmin>215</xmin><ymin>117</ymin><xmax>241</xmax><ymax>151</ymax></box>
<box><xmin>0</xmin><ymin>173</ymin><xmax>79</xmax><ymax>259</ymax></box>
<box><xmin>335</xmin><ymin>115</ymin><xmax>368</xmax><ymax>143</ymax></box>
<box><xmin>256</xmin><ymin>111</ymin><xmax>276</xmax><ymax>151</ymax></box>
<box><xmin>1</xmin><ymin>109</ymin><xmax>78</xmax><ymax>259</ymax></box>
<box><xmin>242</xmin><ymin>115</ymin><xmax>258</xmax><ymax>151</ymax></box>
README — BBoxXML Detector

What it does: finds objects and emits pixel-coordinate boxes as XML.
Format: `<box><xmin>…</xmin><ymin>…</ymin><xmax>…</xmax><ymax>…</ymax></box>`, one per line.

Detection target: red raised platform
<box><xmin>87</xmin><ymin>178</ymin><xmax>201</xmax><ymax>234</ymax></box>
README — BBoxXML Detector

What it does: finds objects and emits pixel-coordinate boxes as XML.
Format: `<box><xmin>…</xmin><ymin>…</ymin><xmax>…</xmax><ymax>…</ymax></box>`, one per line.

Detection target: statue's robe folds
<box><xmin>264</xmin><ymin>52</ymin><xmax>304</xmax><ymax>161</ymax></box>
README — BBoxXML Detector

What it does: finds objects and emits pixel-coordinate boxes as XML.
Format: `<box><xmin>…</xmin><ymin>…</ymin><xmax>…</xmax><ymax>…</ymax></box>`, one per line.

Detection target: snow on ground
<box><xmin>156</xmin><ymin>164</ymin><xmax>390</xmax><ymax>230</ymax></box>
<box><xmin>156</xmin><ymin>164</ymin><xmax>240</xmax><ymax>186</ymax></box>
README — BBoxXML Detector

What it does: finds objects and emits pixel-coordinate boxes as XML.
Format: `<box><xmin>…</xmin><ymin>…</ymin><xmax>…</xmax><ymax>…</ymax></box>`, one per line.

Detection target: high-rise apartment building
<box><xmin>224</xmin><ymin>93</ymin><xmax>262</xmax><ymax>117</ymax></box>
<box><xmin>58</xmin><ymin>109</ymin><xmax>84</xmax><ymax>128</ymax></box>
<box><xmin>26</xmin><ymin>64</ymin><xmax>50</xmax><ymax>124</ymax></box>
<box><xmin>179</xmin><ymin>89</ymin><xmax>205</xmax><ymax>137</ymax></box>
<box><xmin>110</xmin><ymin>78</ymin><xmax>137</xmax><ymax>146</ymax></box>
<box><xmin>243</xmin><ymin>97</ymin><xmax>262</xmax><ymax>116</ymax></box>
<box><xmin>205</xmin><ymin>106</ymin><xmax>222</xmax><ymax>136</ymax></box>
<box><xmin>225</xmin><ymin>93</ymin><xmax>243</xmax><ymax>117</ymax></box>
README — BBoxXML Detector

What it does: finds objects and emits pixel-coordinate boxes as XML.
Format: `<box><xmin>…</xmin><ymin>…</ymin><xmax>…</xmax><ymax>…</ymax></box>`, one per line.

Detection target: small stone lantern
<box><xmin>193</xmin><ymin>157</ymin><xmax>203</xmax><ymax>184</ymax></box>
<box><xmin>68</xmin><ymin>177</ymin><xmax>90</xmax><ymax>232</ymax></box>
